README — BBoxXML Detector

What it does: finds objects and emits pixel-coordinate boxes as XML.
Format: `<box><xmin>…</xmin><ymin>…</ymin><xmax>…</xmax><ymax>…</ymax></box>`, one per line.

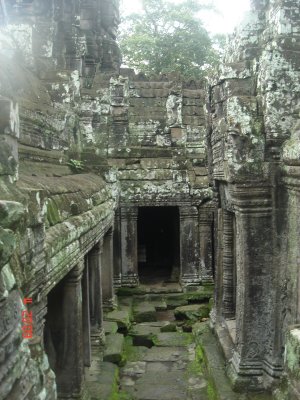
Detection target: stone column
<box><xmin>88</xmin><ymin>242</ymin><xmax>105</xmax><ymax>345</ymax></box>
<box><xmin>57</xmin><ymin>262</ymin><xmax>85</xmax><ymax>399</ymax></box>
<box><xmin>102</xmin><ymin>229</ymin><xmax>116</xmax><ymax>310</ymax></box>
<box><xmin>82</xmin><ymin>262</ymin><xmax>91</xmax><ymax>367</ymax></box>
<box><xmin>179</xmin><ymin>206</ymin><xmax>201</xmax><ymax>286</ymax></box>
<box><xmin>120</xmin><ymin>207</ymin><xmax>139</xmax><ymax>286</ymax></box>
<box><xmin>199</xmin><ymin>208</ymin><xmax>214</xmax><ymax>283</ymax></box>
<box><xmin>227</xmin><ymin>192</ymin><xmax>275</xmax><ymax>390</ymax></box>
<box><xmin>113</xmin><ymin>210</ymin><xmax>122</xmax><ymax>287</ymax></box>
<box><xmin>222</xmin><ymin>210</ymin><xmax>236</xmax><ymax>319</ymax></box>
<box><xmin>211</xmin><ymin>208</ymin><xmax>224</xmax><ymax>325</ymax></box>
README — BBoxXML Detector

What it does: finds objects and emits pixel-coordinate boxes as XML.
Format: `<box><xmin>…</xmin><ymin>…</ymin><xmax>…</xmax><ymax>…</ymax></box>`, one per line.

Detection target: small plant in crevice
<box><xmin>67</xmin><ymin>159</ymin><xmax>84</xmax><ymax>173</ymax></box>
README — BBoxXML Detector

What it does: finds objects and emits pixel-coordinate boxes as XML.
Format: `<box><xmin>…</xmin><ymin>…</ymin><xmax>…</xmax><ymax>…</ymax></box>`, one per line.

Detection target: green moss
<box><xmin>108</xmin><ymin>368</ymin><xmax>119</xmax><ymax>400</ymax></box>
<box><xmin>207</xmin><ymin>382</ymin><xmax>218</xmax><ymax>400</ymax></box>
<box><xmin>189</xmin><ymin>343</ymin><xmax>219</xmax><ymax>400</ymax></box>
<box><xmin>46</xmin><ymin>198</ymin><xmax>61</xmax><ymax>226</ymax></box>
<box><xmin>122</xmin><ymin>336</ymin><xmax>140</xmax><ymax>362</ymax></box>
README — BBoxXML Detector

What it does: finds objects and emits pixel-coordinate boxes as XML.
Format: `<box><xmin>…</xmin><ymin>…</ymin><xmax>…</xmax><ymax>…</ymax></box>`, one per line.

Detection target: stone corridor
<box><xmin>85</xmin><ymin>285</ymin><xmax>273</xmax><ymax>400</ymax></box>
<box><xmin>1</xmin><ymin>0</ymin><xmax>300</xmax><ymax>398</ymax></box>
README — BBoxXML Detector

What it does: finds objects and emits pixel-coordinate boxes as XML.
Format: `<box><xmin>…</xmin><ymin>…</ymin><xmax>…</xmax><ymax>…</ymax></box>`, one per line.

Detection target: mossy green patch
<box><xmin>46</xmin><ymin>198</ymin><xmax>61</xmax><ymax>226</ymax></box>
<box><xmin>108</xmin><ymin>368</ymin><xmax>119</xmax><ymax>400</ymax></box>
<box><xmin>123</xmin><ymin>336</ymin><xmax>141</xmax><ymax>362</ymax></box>
<box><xmin>207</xmin><ymin>381</ymin><xmax>218</xmax><ymax>400</ymax></box>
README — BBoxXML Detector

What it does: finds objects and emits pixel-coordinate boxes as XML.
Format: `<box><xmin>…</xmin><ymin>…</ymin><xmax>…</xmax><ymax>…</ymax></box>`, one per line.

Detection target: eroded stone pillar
<box><xmin>228</xmin><ymin>204</ymin><xmax>276</xmax><ymax>389</ymax></box>
<box><xmin>179</xmin><ymin>206</ymin><xmax>201</xmax><ymax>286</ymax></box>
<box><xmin>113</xmin><ymin>210</ymin><xmax>122</xmax><ymax>287</ymax></box>
<box><xmin>57</xmin><ymin>262</ymin><xmax>85</xmax><ymax>399</ymax></box>
<box><xmin>82</xmin><ymin>261</ymin><xmax>91</xmax><ymax>367</ymax></box>
<box><xmin>222</xmin><ymin>210</ymin><xmax>236</xmax><ymax>319</ymax></box>
<box><xmin>88</xmin><ymin>242</ymin><xmax>105</xmax><ymax>345</ymax></box>
<box><xmin>120</xmin><ymin>207</ymin><xmax>139</xmax><ymax>286</ymax></box>
<box><xmin>102</xmin><ymin>229</ymin><xmax>116</xmax><ymax>310</ymax></box>
<box><xmin>199</xmin><ymin>208</ymin><xmax>214</xmax><ymax>283</ymax></box>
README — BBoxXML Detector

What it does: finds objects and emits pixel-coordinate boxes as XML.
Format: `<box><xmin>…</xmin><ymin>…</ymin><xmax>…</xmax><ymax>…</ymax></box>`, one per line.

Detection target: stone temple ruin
<box><xmin>0</xmin><ymin>0</ymin><xmax>299</xmax><ymax>399</ymax></box>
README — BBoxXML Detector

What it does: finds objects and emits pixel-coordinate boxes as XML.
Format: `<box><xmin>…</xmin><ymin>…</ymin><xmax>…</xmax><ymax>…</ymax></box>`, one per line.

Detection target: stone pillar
<box><xmin>113</xmin><ymin>210</ymin><xmax>122</xmax><ymax>287</ymax></box>
<box><xmin>199</xmin><ymin>208</ymin><xmax>214</xmax><ymax>283</ymax></box>
<box><xmin>102</xmin><ymin>229</ymin><xmax>116</xmax><ymax>310</ymax></box>
<box><xmin>211</xmin><ymin>208</ymin><xmax>224</xmax><ymax>325</ymax></box>
<box><xmin>82</xmin><ymin>262</ymin><xmax>91</xmax><ymax>367</ymax></box>
<box><xmin>179</xmin><ymin>206</ymin><xmax>201</xmax><ymax>286</ymax></box>
<box><xmin>120</xmin><ymin>207</ymin><xmax>139</xmax><ymax>286</ymax></box>
<box><xmin>227</xmin><ymin>197</ymin><xmax>276</xmax><ymax>390</ymax></box>
<box><xmin>222</xmin><ymin>210</ymin><xmax>236</xmax><ymax>319</ymax></box>
<box><xmin>57</xmin><ymin>262</ymin><xmax>85</xmax><ymax>399</ymax></box>
<box><xmin>88</xmin><ymin>242</ymin><xmax>105</xmax><ymax>345</ymax></box>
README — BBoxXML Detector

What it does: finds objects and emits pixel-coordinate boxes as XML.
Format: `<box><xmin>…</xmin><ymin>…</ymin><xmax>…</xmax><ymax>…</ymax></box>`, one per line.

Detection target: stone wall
<box><xmin>208</xmin><ymin>0</ymin><xmax>300</xmax><ymax>395</ymax></box>
<box><xmin>103</xmin><ymin>71</ymin><xmax>215</xmax><ymax>287</ymax></box>
<box><xmin>0</xmin><ymin>1</ymin><xmax>120</xmax><ymax>399</ymax></box>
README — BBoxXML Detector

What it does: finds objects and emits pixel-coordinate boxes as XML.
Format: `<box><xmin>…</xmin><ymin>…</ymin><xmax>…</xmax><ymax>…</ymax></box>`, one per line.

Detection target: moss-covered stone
<box><xmin>174</xmin><ymin>304</ymin><xmax>210</xmax><ymax>321</ymax></box>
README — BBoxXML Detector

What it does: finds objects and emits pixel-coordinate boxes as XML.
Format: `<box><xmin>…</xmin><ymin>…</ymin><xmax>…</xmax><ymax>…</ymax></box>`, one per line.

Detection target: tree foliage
<box><xmin>119</xmin><ymin>0</ymin><xmax>221</xmax><ymax>80</ymax></box>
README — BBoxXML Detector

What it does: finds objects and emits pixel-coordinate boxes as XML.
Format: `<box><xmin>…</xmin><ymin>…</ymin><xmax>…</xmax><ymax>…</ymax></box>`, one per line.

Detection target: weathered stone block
<box><xmin>134</xmin><ymin>303</ymin><xmax>157</xmax><ymax>323</ymax></box>
<box><xmin>103</xmin><ymin>333</ymin><xmax>125</xmax><ymax>365</ymax></box>
<box><xmin>174</xmin><ymin>304</ymin><xmax>210</xmax><ymax>321</ymax></box>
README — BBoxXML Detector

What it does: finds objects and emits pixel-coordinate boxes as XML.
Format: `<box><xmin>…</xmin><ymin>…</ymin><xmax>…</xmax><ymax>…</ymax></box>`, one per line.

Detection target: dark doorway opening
<box><xmin>44</xmin><ymin>277</ymin><xmax>66</xmax><ymax>386</ymax></box>
<box><xmin>137</xmin><ymin>206</ymin><xmax>180</xmax><ymax>284</ymax></box>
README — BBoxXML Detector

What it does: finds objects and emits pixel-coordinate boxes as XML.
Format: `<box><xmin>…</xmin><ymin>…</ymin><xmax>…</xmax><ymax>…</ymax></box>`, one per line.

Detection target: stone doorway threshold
<box><xmin>118</xmin><ymin>282</ymin><xmax>183</xmax><ymax>295</ymax></box>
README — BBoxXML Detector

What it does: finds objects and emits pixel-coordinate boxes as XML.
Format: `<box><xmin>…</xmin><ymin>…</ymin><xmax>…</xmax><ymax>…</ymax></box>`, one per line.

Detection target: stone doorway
<box><xmin>137</xmin><ymin>206</ymin><xmax>180</xmax><ymax>284</ymax></box>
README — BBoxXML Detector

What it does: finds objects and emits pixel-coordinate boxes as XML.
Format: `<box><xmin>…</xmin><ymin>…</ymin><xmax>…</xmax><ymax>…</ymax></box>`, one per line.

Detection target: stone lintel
<box><xmin>179</xmin><ymin>205</ymin><xmax>198</xmax><ymax>219</ymax></box>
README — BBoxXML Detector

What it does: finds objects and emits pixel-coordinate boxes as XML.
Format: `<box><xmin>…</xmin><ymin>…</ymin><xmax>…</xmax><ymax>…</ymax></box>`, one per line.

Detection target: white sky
<box><xmin>120</xmin><ymin>0</ymin><xmax>251</xmax><ymax>34</ymax></box>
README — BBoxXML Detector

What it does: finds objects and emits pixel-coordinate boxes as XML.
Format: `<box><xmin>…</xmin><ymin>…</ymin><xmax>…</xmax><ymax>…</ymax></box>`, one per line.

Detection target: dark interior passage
<box><xmin>137</xmin><ymin>206</ymin><xmax>180</xmax><ymax>284</ymax></box>
<box><xmin>44</xmin><ymin>277</ymin><xmax>66</xmax><ymax>379</ymax></box>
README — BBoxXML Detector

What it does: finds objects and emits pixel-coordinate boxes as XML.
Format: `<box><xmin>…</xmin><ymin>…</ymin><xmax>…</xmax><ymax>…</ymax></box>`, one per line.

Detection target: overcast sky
<box><xmin>120</xmin><ymin>0</ymin><xmax>251</xmax><ymax>34</ymax></box>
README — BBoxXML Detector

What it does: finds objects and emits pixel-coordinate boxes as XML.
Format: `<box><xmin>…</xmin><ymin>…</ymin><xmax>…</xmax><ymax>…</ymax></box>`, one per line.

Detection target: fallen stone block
<box><xmin>174</xmin><ymin>304</ymin><xmax>210</xmax><ymax>321</ymax></box>
<box><xmin>103</xmin><ymin>333</ymin><xmax>124</xmax><ymax>365</ymax></box>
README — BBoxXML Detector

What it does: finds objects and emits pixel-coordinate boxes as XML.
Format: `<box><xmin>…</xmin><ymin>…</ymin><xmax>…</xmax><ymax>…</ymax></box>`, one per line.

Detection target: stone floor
<box><xmin>85</xmin><ymin>285</ymin><xmax>274</xmax><ymax>400</ymax></box>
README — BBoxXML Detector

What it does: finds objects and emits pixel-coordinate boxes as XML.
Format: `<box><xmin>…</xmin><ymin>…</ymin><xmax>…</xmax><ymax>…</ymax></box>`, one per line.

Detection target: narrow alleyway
<box><xmin>85</xmin><ymin>284</ymin><xmax>273</xmax><ymax>400</ymax></box>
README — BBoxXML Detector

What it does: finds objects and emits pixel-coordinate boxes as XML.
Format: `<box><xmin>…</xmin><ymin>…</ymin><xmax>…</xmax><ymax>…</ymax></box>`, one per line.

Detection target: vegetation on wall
<box><xmin>119</xmin><ymin>0</ymin><xmax>224</xmax><ymax>80</ymax></box>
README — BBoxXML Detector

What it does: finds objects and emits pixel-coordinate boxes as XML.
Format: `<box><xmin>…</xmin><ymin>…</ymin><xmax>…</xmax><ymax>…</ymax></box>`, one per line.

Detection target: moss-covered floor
<box><xmin>85</xmin><ymin>286</ymin><xmax>273</xmax><ymax>400</ymax></box>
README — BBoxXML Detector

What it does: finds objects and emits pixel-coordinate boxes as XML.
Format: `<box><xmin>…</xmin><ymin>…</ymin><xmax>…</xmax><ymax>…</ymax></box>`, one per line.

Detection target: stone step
<box><xmin>85</xmin><ymin>361</ymin><xmax>118</xmax><ymax>400</ymax></box>
<box><xmin>155</xmin><ymin>332</ymin><xmax>193</xmax><ymax>347</ymax></box>
<box><xmin>103</xmin><ymin>333</ymin><xmax>125</xmax><ymax>365</ymax></box>
<box><xmin>117</xmin><ymin>284</ymin><xmax>182</xmax><ymax>297</ymax></box>
<box><xmin>104</xmin><ymin>309</ymin><xmax>131</xmax><ymax>331</ymax></box>
<box><xmin>130</xmin><ymin>322</ymin><xmax>162</xmax><ymax>347</ymax></box>
<box><xmin>103</xmin><ymin>320</ymin><xmax>118</xmax><ymax>335</ymax></box>
<box><xmin>133</xmin><ymin>302</ymin><xmax>157</xmax><ymax>323</ymax></box>
<box><xmin>150</xmin><ymin>299</ymin><xmax>168</xmax><ymax>311</ymax></box>
<box><xmin>174</xmin><ymin>304</ymin><xmax>210</xmax><ymax>321</ymax></box>
<box><xmin>166</xmin><ymin>298</ymin><xmax>189</xmax><ymax>309</ymax></box>
<box><xmin>141</xmin><ymin>346</ymin><xmax>190</xmax><ymax>363</ymax></box>
<box><xmin>133</xmin><ymin>370</ymin><xmax>188</xmax><ymax>400</ymax></box>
